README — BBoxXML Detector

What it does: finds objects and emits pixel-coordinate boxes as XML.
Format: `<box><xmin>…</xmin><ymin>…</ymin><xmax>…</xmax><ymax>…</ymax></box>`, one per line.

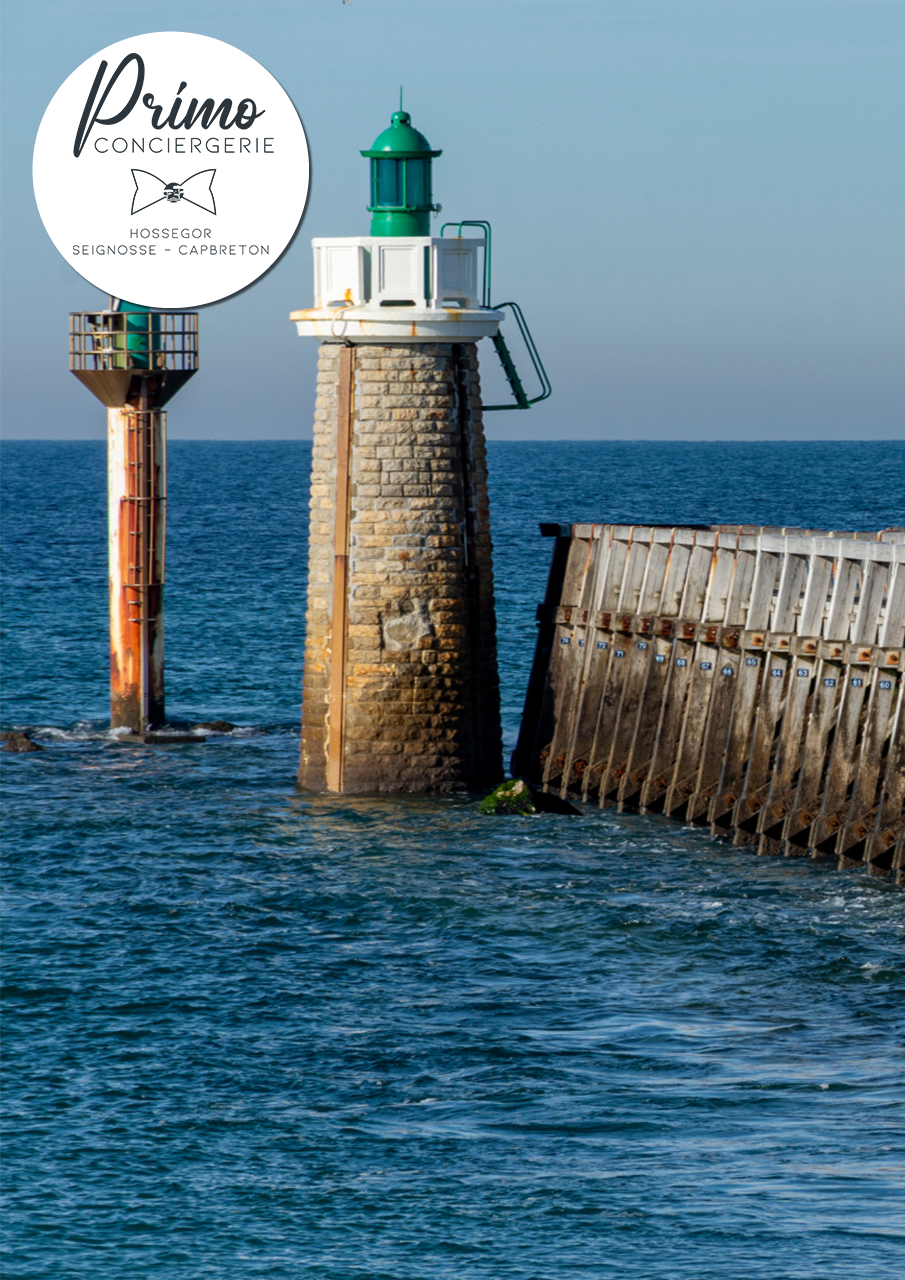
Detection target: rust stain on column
<box><xmin>108</xmin><ymin>395</ymin><xmax>166</xmax><ymax>733</ymax></box>
<box><xmin>326</xmin><ymin>345</ymin><xmax>354</xmax><ymax>791</ymax></box>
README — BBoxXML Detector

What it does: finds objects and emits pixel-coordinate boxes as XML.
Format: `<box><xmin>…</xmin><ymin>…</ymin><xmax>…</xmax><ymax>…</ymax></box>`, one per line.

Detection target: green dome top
<box><xmin>361</xmin><ymin>110</ymin><xmax>441</xmax><ymax>160</ymax></box>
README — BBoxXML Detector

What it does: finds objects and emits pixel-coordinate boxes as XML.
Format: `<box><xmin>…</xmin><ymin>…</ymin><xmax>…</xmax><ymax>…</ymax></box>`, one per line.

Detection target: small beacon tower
<box><xmin>291</xmin><ymin>108</ymin><xmax>506</xmax><ymax>793</ymax></box>
<box><xmin>70</xmin><ymin>304</ymin><xmax>198</xmax><ymax>734</ymax></box>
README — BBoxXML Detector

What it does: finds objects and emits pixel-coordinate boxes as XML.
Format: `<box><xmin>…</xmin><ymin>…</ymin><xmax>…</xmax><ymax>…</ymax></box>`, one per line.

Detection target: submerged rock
<box><xmin>1</xmin><ymin>732</ymin><xmax>45</xmax><ymax>753</ymax></box>
<box><xmin>479</xmin><ymin>779</ymin><xmax>580</xmax><ymax>816</ymax></box>
<box><xmin>193</xmin><ymin>720</ymin><xmax>236</xmax><ymax>733</ymax></box>
<box><xmin>479</xmin><ymin>778</ymin><xmax>536</xmax><ymax>815</ymax></box>
<box><xmin>532</xmin><ymin>789</ymin><xmax>581</xmax><ymax>815</ymax></box>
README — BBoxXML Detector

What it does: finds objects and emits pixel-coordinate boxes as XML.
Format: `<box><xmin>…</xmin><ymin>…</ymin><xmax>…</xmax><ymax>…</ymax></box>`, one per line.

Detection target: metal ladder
<box><xmin>440</xmin><ymin>220</ymin><xmax>552</xmax><ymax>411</ymax></box>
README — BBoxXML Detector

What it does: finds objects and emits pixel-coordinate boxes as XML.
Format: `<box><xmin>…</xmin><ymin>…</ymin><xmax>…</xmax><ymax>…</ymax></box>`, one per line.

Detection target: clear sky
<box><xmin>2</xmin><ymin>0</ymin><xmax>903</xmax><ymax>440</ymax></box>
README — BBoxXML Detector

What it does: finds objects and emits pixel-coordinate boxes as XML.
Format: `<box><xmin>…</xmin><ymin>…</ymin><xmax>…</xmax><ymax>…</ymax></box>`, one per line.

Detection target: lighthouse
<box><xmin>70</xmin><ymin>302</ymin><xmax>198</xmax><ymax>736</ymax></box>
<box><xmin>291</xmin><ymin>106</ymin><xmax>524</xmax><ymax>793</ymax></box>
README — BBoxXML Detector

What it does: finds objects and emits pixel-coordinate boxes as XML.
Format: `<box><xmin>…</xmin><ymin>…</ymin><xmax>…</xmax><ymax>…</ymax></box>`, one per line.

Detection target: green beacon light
<box><xmin>361</xmin><ymin>105</ymin><xmax>441</xmax><ymax>237</ymax></box>
<box><xmin>293</xmin><ymin>97</ymin><xmax>550</xmax><ymax>413</ymax></box>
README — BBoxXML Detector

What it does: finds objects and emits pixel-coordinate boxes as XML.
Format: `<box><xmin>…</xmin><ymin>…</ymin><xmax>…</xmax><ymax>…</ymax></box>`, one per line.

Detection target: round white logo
<box><xmin>33</xmin><ymin>32</ymin><xmax>309</xmax><ymax>308</ymax></box>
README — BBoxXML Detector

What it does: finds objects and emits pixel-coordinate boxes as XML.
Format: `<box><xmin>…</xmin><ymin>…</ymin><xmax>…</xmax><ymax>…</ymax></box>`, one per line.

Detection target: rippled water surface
<box><xmin>3</xmin><ymin>440</ymin><xmax>904</xmax><ymax>1278</ymax></box>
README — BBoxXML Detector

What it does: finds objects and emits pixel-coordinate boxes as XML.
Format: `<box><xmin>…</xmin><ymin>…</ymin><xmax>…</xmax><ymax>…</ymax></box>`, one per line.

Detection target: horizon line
<box><xmin>2</xmin><ymin>436</ymin><xmax>903</xmax><ymax>445</ymax></box>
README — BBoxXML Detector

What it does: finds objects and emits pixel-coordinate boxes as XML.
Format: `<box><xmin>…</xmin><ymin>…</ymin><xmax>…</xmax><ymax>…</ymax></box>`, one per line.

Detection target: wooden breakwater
<box><xmin>513</xmin><ymin>524</ymin><xmax>905</xmax><ymax>883</ymax></box>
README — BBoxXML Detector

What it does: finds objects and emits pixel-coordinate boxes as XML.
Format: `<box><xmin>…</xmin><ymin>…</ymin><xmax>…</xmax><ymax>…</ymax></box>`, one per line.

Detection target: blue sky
<box><xmin>2</xmin><ymin>0</ymin><xmax>903</xmax><ymax>439</ymax></box>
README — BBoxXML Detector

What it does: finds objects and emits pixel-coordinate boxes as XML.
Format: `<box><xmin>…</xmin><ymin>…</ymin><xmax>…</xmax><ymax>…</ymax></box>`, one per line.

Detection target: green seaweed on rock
<box><xmin>479</xmin><ymin>778</ymin><xmax>536</xmax><ymax>815</ymax></box>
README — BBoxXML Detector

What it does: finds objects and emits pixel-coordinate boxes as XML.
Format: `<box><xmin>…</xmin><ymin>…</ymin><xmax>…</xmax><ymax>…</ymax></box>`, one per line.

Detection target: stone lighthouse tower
<box><xmin>291</xmin><ymin>107</ymin><xmax>506</xmax><ymax>793</ymax></box>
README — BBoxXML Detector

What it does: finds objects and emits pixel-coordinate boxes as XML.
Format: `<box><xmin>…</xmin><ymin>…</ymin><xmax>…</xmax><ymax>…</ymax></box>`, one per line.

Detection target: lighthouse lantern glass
<box><xmin>374</xmin><ymin>159</ymin><xmax>402</xmax><ymax>207</ymax></box>
<box><xmin>405</xmin><ymin>159</ymin><xmax>429</xmax><ymax>207</ymax></box>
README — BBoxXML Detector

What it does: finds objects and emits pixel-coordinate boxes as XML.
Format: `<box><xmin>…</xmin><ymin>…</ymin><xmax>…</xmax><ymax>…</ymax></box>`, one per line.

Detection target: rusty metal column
<box><xmin>107</xmin><ymin>393</ymin><xmax>166</xmax><ymax>732</ymax></box>
<box><xmin>325</xmin><ymin>345</ymin><xmax>354</xmax><ymax>791</ymax></box>
<box><xmin>70</xmin><ymin>306</ymin><xmax>197</xmax><ymax>738</ymax></box>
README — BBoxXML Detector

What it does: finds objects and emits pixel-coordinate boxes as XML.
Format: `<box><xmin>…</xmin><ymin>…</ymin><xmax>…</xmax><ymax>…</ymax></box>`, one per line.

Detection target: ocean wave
<box><xmin>2</xmin><ymin>721</ymin><xmax>298</xmax><ymax>744</ymax></box>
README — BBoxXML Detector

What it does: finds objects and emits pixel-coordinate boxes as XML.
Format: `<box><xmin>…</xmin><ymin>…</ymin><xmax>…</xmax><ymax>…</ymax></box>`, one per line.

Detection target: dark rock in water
<box><xmin>114</xmin><ymin>730</ymin><xmax>202</xmax><ymax>746</ymax></box>
<box><xmin>2</xmin><ymin>732</ymin><xmax>45</xmax><ymax>753</ymax></box>
<box><xmin>479</xmin><ymin>778</ymin><xmax>581</xmax><ymax>816</ymax></box>
<box><xmin>193</xmin><ymin>720</ymin><xmax>236</xmax><ymax>733</ymax></box>
<box><xmin>531</xmin><ymin>789</ymin><xmax>581</xmax><ymax>815</ymax></box>
<box><xmin>142</xmin><ymin>732</ymin><xmax>202</xmax><ymax>745</ymax></box>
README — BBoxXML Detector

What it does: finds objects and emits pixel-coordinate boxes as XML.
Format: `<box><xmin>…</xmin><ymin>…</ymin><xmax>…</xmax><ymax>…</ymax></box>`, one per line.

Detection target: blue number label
<box><xmin>771</xmin><ymin>668</ymin><xmax>783</xmax><ymax>678</ymax></box>
<box><xmin>880</xmin><ymin>680</ymin><xmax>892</xmax><ymax>690</ymax></box>
<box><xmin>746</xmin><ymin>657</ymin><xmax>759</xmax><ymax>667</ymax></box>
<box><xmin>655</xmin><ymin>654</ymin><xmax>666</xmax><ymax>664</ymax></box>
<box><xmin>851</xmin><ymin>677</ymin><xmax>863</xmax><ymax>688</ymax></box>
<box><xmin>578</xmin><ymin>638</ymin><xmax>585</xmax><ymax>647</ymax></box>
<box><xmin>597</xmin><ymin>640</ymin><xmax>608</xmax><ymax>651</ymax></box>
<box><xmin>676</xmin><ymin>658</ymin><xmax>688</xmax><ymax>667</ymax></box>
<box><xmin>701</xmin><ymin>662</ymin><xmax>712</xmax><ymax>671</ymax></box>
<box><xmin>615</xmin><ymin>649</ymin><xmax>625</xmax><ymax>658</ymax></box>
<box><xmin>722</xmin><ymin>666</ymin><xmax>734</xmax><ymax>676</ymax></box>
<box><xmin>823</xmin><ymin>678</ymin><xmax>836</xmax><ymax>687</ymax></box>
<box><xmin>797</xmin><ymin>668</ymin><xmax>809</xmax><ymax>678</ymax></box>
<box><xmin>560</xmin><ymin>636</ymin><xmax>570</xmax><ymax>646</ymax></box>
<box><xmin>637</xmin><ymin>642</ymin><xmax>649</xmax><ymax>650</ymax></box>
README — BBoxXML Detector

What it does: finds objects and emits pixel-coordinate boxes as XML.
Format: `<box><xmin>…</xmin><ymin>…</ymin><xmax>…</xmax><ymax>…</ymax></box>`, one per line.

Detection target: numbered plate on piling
<box><xmin>33</xmin><ymin>32</ymin><xmax>309</xmax><ymax>307</ymax></box>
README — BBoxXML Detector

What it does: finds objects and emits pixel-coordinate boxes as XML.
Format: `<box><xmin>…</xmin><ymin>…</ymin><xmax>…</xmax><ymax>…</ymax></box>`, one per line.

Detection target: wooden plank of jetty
<box><xmin>684</xmin><ymin>532</ymin><xmax>759</xmax><ymax>823</ymax></box>
<box><xmin>575</xmin><ymin>526</ymin><xmax>634</xmax><ymax>801</ymax></box>
<box><xmin>833</xmin><ymin>547</ymin><xmax>905</xmax><ymax>869</ymax></box>
<box><xmin>563</xmin><ymin>524</ymin><xmax>627</xmax><ymax>793</ymax></box>
<box><xmin>536</xmin><ymin>526</ymin><xmax>597</xmax><ymax>791</ymax></box>
<box><xmin>754</xmin><ymin>539</ymin><xmax>860</xmax><ymax>854</ymax></box>
<box><xmin>730</xmin><ymin>538</ymin><xmax>811</xmax><ymax>845</ymax></box>
<box><xmin>778</xmin><ymin>543</ymin><xmax>862</xmax><ymax>855</ymax></box>
<box><xmin>797</xmin><ymin>546</ymin><xmax>893</xmax><ymax>858</ymax></box>
<box><xmin>593</xmin><ymin>527</ymin><xmax>661</xmax><ymax>805</ymax></box>
<box><xmin>555</xmin><ymin>527</ymin><xmax>611</xmax><ymax>793</ymax></box>
<box><xmin>591</xmin><ymin>528</ymin><xmax>670</xmax><ymax>804</ymax></box>
<box><xmin>663</xmin><ymin>534</ymin><xmax>738</xmax><ymax>819</ymax></box>
<box><xmin>563</xmin><ymin>525</ymin><xmax>624</xmax><ymax>799</ymax></box>
<box><xmin>617</xmin><ymin>528</ymin><xmax>697</xmax><ymax>810</ymax></box>
<box><xmin>540</xmin><ymin>524</ymin><xmax>612</xmax><ymax>794</ymax></box>
<box><xmin>640</xmin><ymin>532</ymin><xmax>716</xmax><ymax>812</ymax></box>
<box><xmin>709</xmin><ymin>540</ymin><xmax>781</xmax><ymax>833</ymax></box>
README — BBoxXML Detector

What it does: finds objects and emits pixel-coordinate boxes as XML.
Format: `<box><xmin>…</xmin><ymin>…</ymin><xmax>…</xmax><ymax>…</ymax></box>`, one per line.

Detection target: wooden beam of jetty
<box><xmin>513</xmin><ymin>524</ymin><xmax>905</xmax><ymax>884</ymax></box>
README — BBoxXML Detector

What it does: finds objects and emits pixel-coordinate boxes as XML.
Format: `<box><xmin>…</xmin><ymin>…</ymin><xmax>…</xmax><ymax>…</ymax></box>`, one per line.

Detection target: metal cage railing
<box><xmin>69</xmin><ymin>312</ymin><xmax>199</xmax><ymax>373</ymax></box>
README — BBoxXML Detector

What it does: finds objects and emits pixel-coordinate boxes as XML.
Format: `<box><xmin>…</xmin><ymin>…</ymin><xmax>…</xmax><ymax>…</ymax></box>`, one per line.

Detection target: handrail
<box><xmin>483</xmin><ymin>302</ymin><xmax>552</xmax><ymax>411</ymax></box>
<box><xmin>439</xmin><ymin>220</ymin><xmax>551</xmax><ymax>410</ymax></box>
<box><xmin>69</xmin><ymin>311</ymin><xmax>198</xmax><ymax>373</ymax></box>
<box><xmin>440</xmin><ymin>219</ymin><xmax>492</xmax><ymax>307</ymax></box>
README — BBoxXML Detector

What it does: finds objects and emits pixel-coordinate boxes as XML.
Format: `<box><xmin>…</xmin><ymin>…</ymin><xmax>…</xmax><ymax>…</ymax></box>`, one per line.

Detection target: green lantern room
<box><xmin>361</xmin><ymin>109</ymin><xmax>442</xmax><ymax>237</ymax></box>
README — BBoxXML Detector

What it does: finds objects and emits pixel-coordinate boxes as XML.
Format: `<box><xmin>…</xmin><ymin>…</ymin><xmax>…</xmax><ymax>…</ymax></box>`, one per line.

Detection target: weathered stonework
<box><xmin>299</xmin><ymin>341</ymin><xmax>503</xmax><ymax>793</ymax></box>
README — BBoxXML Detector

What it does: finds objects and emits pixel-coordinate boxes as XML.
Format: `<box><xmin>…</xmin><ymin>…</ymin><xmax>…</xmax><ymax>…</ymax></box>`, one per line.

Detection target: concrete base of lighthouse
<box><xmin>298</xmin><ymin>341</ymin><xmax>503</xmax><ymax>793</ymax></box>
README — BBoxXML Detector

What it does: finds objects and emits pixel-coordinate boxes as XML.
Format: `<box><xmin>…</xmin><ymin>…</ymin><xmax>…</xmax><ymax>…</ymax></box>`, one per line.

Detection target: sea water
<box><xmin>3</xmin><ymin>440</ymin><xmax>904</xmax><ymax>1278</ymax></box>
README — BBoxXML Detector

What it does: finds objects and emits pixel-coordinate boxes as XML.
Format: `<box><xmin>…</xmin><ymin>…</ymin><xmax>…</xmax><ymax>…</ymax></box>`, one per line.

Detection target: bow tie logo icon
<box><xmin>131</xmin><ymin>169</ymin><xmax>217</xmax><ymax>216</ymax></box>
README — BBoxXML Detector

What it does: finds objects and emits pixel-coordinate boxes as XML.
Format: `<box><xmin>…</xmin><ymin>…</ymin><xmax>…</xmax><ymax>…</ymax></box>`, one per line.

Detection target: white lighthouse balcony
<box><xmin>291</xmin><ymin>237</ymin><xmax>503</xmax><ymax>342</ymax></box>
